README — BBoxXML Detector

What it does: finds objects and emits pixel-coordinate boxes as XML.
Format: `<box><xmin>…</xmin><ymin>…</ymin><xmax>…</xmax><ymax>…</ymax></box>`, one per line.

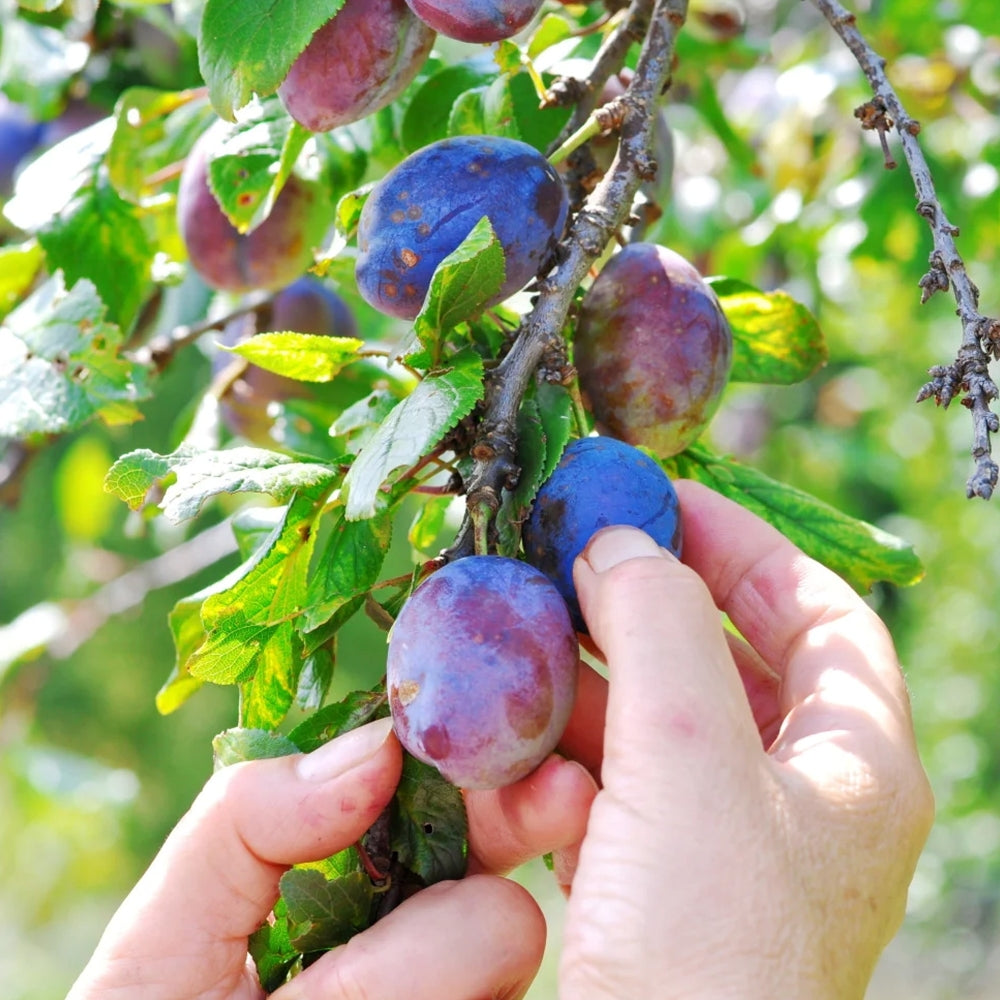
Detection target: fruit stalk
<box><xmin>811</xmin><ymin>0</ymin><xmax>1000</xmax><ymax>500</ymax></box>
<box><xmin>447</xmin><ymin>0</ymin><xmax>688</xmax><ymax>558</ymax></box>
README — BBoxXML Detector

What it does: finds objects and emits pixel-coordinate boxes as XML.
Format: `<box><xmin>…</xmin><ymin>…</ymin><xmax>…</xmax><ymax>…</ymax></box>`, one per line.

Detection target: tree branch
<box><xmin>445</xmin><ymin>0</ymin><xmax>688</xmax><ymax>557</ymax></box>
<box><xmin>811</xmin><ymin>0</ymin><xmax>1000</xmax><ymax>499</ymax></box>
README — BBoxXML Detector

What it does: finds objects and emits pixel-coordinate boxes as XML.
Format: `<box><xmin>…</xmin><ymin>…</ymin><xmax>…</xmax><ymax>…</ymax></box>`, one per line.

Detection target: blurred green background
<box><xmin>2</xmin><ymin>0</ymin><xmax>999</xmax><ymax>996</ymax></box>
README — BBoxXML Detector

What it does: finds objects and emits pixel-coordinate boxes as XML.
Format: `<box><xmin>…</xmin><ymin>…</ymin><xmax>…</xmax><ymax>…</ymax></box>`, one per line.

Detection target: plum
<box><xmin>523</xmin><ymin>436</ymin><xmax>682</xmax><ymax>631</ymax></box>
<box><xmin>574</xmin><ymin>243</ymin><xmax>732</xmax><ymax>458</ymax></box>
<box><xmin>387</xmin><ymin>555</ymin><xmax>578</xmax><ymax>789</ymax></box>
<box><xmin>279</xmin><ymin>0</ymin><xmax>435</xmax><ymax>133</ymax></box>
<box><xmin>356</xmin><ymin>135</ymin><xmax>568</xmax><ymax>320</ymax></box>
<box><xmin>176</xmin><ymin>125</ymin><xmax>324</xmax><ymax>293</ymax></box>
<box><xmin>0</xmin><ymin>95</ymin><xmax>46</xmax><ymax>195</ymax></box>
<box><xmin>218</xmin><ymin>277</ymin><xmax>359</xmax><ymax>444</ymax></box>
<box><xmin>404</xmin><ymin>0</ymin><xmax>544</xmax><ymax>43</ymax></box>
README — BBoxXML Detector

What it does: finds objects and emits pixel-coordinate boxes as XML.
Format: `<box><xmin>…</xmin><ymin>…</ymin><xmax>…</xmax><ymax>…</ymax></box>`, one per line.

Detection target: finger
<box><xmin>673</xmin><ymin>479</ymin><xmax>915</xmax><ymax>750</ymax></box>
<box><xmin>76</xmin><ymin>718</ymin><xmax>401</xmax><ymax>997</ymax></box>
<box><xmin>574</xmin><ymin>525</ymin><xmax>764</xmax><ymax>804</ymax></box>
<box><xmin>270</xmin><ymin>874</ymin><xmax>546</xmax><ymax>1000</ymax></box>
<box><xmin>556</xmin><ymin>658</ymin><xmax>608</xmax><ymax>780</ymax></box>
<box><xmin>465</xmin><ymin>752</ymin><xmax>598</xmax><ymax>876</ymax></box>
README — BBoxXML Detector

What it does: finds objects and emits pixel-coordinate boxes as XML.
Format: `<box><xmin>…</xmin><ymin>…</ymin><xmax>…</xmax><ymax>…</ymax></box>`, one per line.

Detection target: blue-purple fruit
<box><xmin>279</xmin><ymin>0</ymin><xmax>435</xmax><ymax>133</ymax></box>
<box><xmin>387</xmin><ymin>555</ymin><xmax>578</xmax><ymax>789</ymax></box>
<box><xmin>356</xmin><ymin>134</ymin><xmax>569</xmax><ymax>320</ymax></box>
<box><xmin>574</xmin><ymin>244</ymin><xmax>732</xmax><ymax>457</ymax></box>
<box><xmin>404</xmin><ymin>0</ymin><xmax>544</xmax><ymax>43</ymax></box>
<box><xmin>523</xmin><ymin>436</ymin><xmax>683</xmax><ymax>631</ymax></box>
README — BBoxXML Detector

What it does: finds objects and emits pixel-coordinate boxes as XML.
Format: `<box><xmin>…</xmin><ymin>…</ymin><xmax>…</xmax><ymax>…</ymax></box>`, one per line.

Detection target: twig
<box><xmin>0</xmin><ymin>519</ymin><xmax>238</xmax><ymax>683</ymax></box>
<box><xmin>811</xmin><ymin>0</ymin><xmax>1000</xmax><ymax>499</ymax></box>
<box><xmin>445</xmin><ymin>0</ymin><xmax>687</xmax><ymax>558</ymax></box>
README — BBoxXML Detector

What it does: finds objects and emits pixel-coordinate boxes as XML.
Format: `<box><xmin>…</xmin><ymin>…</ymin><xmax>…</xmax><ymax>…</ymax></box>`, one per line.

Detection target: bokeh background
<box><xmin>2</xmin><ymin>0</ymin><xmax>999</xmax><ymax>996</ymax></box>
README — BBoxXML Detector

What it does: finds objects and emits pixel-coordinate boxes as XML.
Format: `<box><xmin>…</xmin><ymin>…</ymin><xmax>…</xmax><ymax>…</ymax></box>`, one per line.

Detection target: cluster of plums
<box><xmin>170</xmin><ymin>1</ymin><xmax>737</xmax><ymax>789</ymax></box>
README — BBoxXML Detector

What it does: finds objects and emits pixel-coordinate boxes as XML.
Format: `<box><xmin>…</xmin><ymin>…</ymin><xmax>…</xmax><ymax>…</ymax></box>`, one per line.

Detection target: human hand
<box><xmin>66</xmin><ymin>713</ymin><xmax>595</xmax><ymax>1000</ymax></box>
<box><xmin>547</xmin><ymin>479</ymin><xmax>935</xmax><ymax>999</ymax></box>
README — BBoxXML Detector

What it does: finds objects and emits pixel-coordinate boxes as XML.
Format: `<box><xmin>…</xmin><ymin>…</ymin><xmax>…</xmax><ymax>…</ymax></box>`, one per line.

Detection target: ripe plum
<box><xmin>574</xmin><ymin>243</ymin><xmax>732</xmax><ymax>457</ymax></box>
<box><xmin>279</xmin><ymin>0</ymin><xmax>435</xmax><ymax>133</ymax></box>
<box><xmin>176</xmin><ymin>126</ymin><xmax>323</xmax><ymax>293</ymax></box>
<box><xmin>356</xmin><ymin>135</ymin><xmax>568</xmax><ymax>319</ymax></box>
<box><xmin>523</xmin><ymin>436</ymin><xmax>683</xmax><ymax>631</ymax></box>
<box><xmin>404</xmin><ymin>0</ymin><xmax>544</xmax><ymax>43</ymax></box>
<box><xmin>387</xmin><ymin>555</ymin><xmax>578</xmax><ymax>790</ymax></box>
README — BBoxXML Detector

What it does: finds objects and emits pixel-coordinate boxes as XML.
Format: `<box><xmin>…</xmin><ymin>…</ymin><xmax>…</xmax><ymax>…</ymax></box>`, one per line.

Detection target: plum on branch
<box><xmin>404</xmin><ymin>0</ymin><xmax>545</xmax><ymax>43</ymax></box>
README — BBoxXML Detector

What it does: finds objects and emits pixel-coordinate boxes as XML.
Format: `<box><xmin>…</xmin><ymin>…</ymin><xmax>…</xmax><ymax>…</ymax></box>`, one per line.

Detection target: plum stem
<box><xmin>811</xmin><ymin>0</ymin><xmax>1000</xmax><ymax>499</ymax></box>
<box><xmin>446</xmin><ymin>0</ymin><xmax>687</xmax><ymax>560</ymax></box>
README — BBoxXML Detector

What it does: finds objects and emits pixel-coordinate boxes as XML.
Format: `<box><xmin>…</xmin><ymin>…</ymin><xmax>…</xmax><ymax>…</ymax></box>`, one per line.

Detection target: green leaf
<box><xmin>0</xmin><ymin>274</ymin><xmax>149</xmax><ymax>439</ymax></box>
<box><xmin>390</xmin><ymin>754</ymin><xmax>468</xmax><ymax>884</ymax></box>
<box><xmin>408</xmin><ymin>494</ymin><xmax>454</xmax><ymax>554</ymax></box>
<box><xmin>206</xmin><ymin>99</ymin><xmax>313</xmax><ymax>233</ymax></box>
<box><xmin>212</xmin><ymin>727</ymin><xmax>300</xmax><ymax>768</ymax></box>
<box><xmin>662</xmin><ymin>444</ymin><xmax>924</xmax><ymax>592</ymax></box>
<box><xmin>401</xmin><ymin>61</ymin><xmax>495</xmax><ymax>152</ymax></box>
<box><xmin>280</xmin><ymin>867</ymin><xmax>373</xmax><ymax>953</ymax></box>
<box><xmin>238</xmin><ymin>621</ymin><xmax>301</xmax><ymax>729</ymax></box>
<box><xmin>287</xmin><ymin>689</ymin><xmax>388</xmax><ymax>753</ymax></box>
<box><xmin>709</xmin><ymin>277</ymin><xmax>828</xmax><ymax>385</ymax></box>
<box><xmin>447</xmin><ymin>86</ymin><xmax>488</xmax><ymax>137</ymax></box>
<box><xmin>104</xmin><ymin>446</ymin><xmax>339</xmax><ymax>522</ymax></box>
<box><xmin>108</xmin><ymin>88</ymin><xmax>212</xmax><ymax>205</ymax></box>
<box><xmin>198</xmin><ymin>0</ymin><xmax>346</xmax><ymax>120</ymax></box>
<box><xmin>343</xmin><ymin>351</ymin><xmax>485</xmax><ymax>520</ymax></box>
<box><xmin>0</xmin><ymin>240</ymin><xmax>43</xmax><ymax>320</ymax></box>
<box><xmin>224</xmin><ymin>332</ymin><xmax>364</xmax><ymax>382</ymax></box>
<box><xmin>248</xmin><ymin>898</ymin><xmax>297</xmax><ymax>993</ymax></box>
<box><xmin>303</xmin><ymin>507</ymin><xmax>393</xmax><ymax>631</ymax></box>
<box><xmin>295</xmin><ymin>646</ymin><xmax>335</xmax><ymax>712</ymax></box>
<box><xmin>410</xmin><ymin>217</ymin><xmax>506</xmax><ymax>366</ymax></box>
<box><xmin>496</xmin><ymin>396</ymin><xmax>547</xmax><ymax>557</ymax></box>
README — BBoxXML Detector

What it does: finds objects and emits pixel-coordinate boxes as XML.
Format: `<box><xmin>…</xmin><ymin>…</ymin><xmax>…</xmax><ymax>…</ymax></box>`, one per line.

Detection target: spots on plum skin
<box><xmin>391</xmin><ymin>209</ymin><xmax>406</xmax><ymax>223</ymax></box>
<box><xmin>417</xmin><ymin>223</ymin><xmax>431</xmax><ymax>237</ymax></box>
<box><xmin>399</xmin><ymin>247</ymin><xmax>420</xmax><ymax>268</ymax></box>
<box><xmin>421</xmin><ymin>723</ymin><xmax>451</xmax><ymax>761</ymax></box>
<box><xmin>505</xmin><ymin>659</ymin><xmax>553</xmax><ymax>741</ymax></box>
<box><xmin>393</xmin><ymin>679</ymin><xmax>421</xmax><ymax>706</ymax></box>
<box><xmin>407</xmin><ymin>205</ymin><xmax>422</xmax><ymax>220</ymax></box>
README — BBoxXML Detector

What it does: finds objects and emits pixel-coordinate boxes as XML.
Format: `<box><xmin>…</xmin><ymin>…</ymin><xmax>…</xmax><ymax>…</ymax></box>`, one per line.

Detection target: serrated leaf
<box><xmin>410</xmin><ymin>217</ymin><xmax>506</xmax><ymax>366</ymax></box>
<box><xmin>38</xmin><ymin>175</ymin><xmax>155</xmax><ymax>329</ymax></box>
<box><xmin>390</xmin><ymin>754</ymin><xmax>468</xmax><ymax>884</ymax></box>
<box><xmin>536</xmin><ymin>381</ymin><xmax>574</xmax><ymax>482</ymax></box>
<box><xmin>663</xmin><ymin>444</ymin><xmax>924</xmax><ymax>592</ymax></box>
<box><xmin>709</xmin><ymin>277</ymin><xmax>827</xmax><ymax>385</ymax></box>
<box><xmin>288</xmin><ymin>689</ymin><xmax>388</xmax><ymax>753</ymax></box>
<box><xmin>239</xmin><ymin>621</ymin><xmax>301</xmax><ymax>728</ymax></box>
<box><xmin>0</xmin><ymin>274</ymin><xmax>149</xmax><ymax>438</ymax></box>
<box><xmin>104</xmin><ymin>446</ymin><xmax>338</xmax><ymax>522</ymax></box>
<box><xmin>207</xmin><ymin>100</ymin><xmax>313</xmax><ymax>233</ymax></box>
<box><xmin>408</xmin><ymin>494</ymin><xmax>453</xmax><ymax>554</ymax></box>
<box><xmin>248</xmin><ymin>898</ymin><xmax>297</xmax><ymax>994</ymax></box>
<box><xmin>295</xmin><ymin>645</ymin><xmax>335</xmax><ymax>712</ymax></box>
<box><xmin>343</xmin><ymin>352</ymin><xmax>485</xmax><ymax>520</ymax></box>
<box><xmin>303</xmin><ymin>506</ymin><xmax>393</xmax><ymax>631</ymax></box>
<box><xmin>496</xmin><ymin>396</ymin><xmax>547</xmax><ymax>556</ymax></box>
<box><xmin>212</xmin><ymin>727</ymin><xmax>300</xmax><ymax>768</ymax></box>
<box><xmin>224</xmin><ymin>332</ymin><xmax>364</xmax><ymax>382</ymax></box>
<box><xmin>447</xmin><ymin>86</ymin><xmax>488</xmax><ymax>137</ymax></box>
<box><xmin>198</xmin><ymin>0</ymin><xmax>346</xmax><ymax>120</ymax></box>
<box><xmin>280</xmin><ymin>867</ymin><xmax>373</xmax><ymax>953</ymax></box>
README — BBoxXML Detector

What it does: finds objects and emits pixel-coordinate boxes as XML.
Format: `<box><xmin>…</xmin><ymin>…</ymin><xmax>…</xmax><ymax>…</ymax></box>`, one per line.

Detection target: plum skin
<box><xmin>523</xmin><ymin>436</ymin><xmax>683</xmax><ymax>631</ymax></box>
<box><xmin>574</xmin><ymin>243</ymin><xmax>733</xmax><ymax>458</ymax></box>
<box><xmin>176</xmin><ymin>126</ymin><xmax>322</xmax><ymax>293</ymax></box>
<box><xmin>404</xmin><ymin>0</ymin><xmax>544</xmax><ymax>43</ymax></box>
<box><xmin>279</xmin><ymin>0</ymin><xmax>435</xmax><ymax>132</ymax></box>
<box><xmin>356</xmin><ymin>135</ymin><xmax>569</xmax><ymax>320</ymax></box>
<box><xmin>387</xmin><ymin>555</ymin><xmax>578</xmax><ymax>790</ymax></box>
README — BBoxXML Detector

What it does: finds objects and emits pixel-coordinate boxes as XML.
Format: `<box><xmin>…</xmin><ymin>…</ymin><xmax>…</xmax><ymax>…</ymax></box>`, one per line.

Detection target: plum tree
<box><xmin>523</xmin><ymin>436</ymin><xmax>683</xmax><ymax>631</ymax></box>
<box><xmin>217</xmin><ymin>277</ymin><xmax>359</xmax><ymax>444</ymax></box>
<box><xmin>404</xmin><ymin>0</ymin><xmax>544</xmax><ymax>43</ymax></box>
<box><xmin>574</xmin><ymin>243</ymin><xmax>733</xmax><ymax>458</ymax></box>
<box><xmin>176</xmin><ymin>125</ymin><xmax>324</xmax><ymax>293</ymax></box>
<box><xmin>278</xmin><ymin>0</ymin><xmax>435</xmax><ymax>133</ymax></box>
<box><xmin>387</xmin><ymin>555</ymin><xmax>578</xmax><ymax>789</ymax></box>
<box><xmin>356</xmin><ymin>134</ymin><xmax>569</xmax><ymax>319</ymax></box>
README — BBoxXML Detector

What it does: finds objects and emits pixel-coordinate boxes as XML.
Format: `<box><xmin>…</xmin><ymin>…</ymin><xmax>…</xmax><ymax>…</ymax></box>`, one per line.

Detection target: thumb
<box><xmin>72</xmin><ymin>717</ymin><xmax>401</xmax><ymax>998</ymax></box>
<box><xmin>573</xmin><ymin>526</ymin><xmax>762</xmax><ymax>798</ymax></box>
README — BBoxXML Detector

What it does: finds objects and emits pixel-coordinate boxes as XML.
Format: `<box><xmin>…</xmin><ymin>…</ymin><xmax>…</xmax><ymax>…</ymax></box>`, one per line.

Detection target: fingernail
<box><xmin>296</xmin><ymin>716</ymin><xmax>395</xmax><ymax>783</ymax></box>
<box><xmin>581</xmin><ymin>525</ymin><xmax>675</xmax><ymax>574</ymax></box>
